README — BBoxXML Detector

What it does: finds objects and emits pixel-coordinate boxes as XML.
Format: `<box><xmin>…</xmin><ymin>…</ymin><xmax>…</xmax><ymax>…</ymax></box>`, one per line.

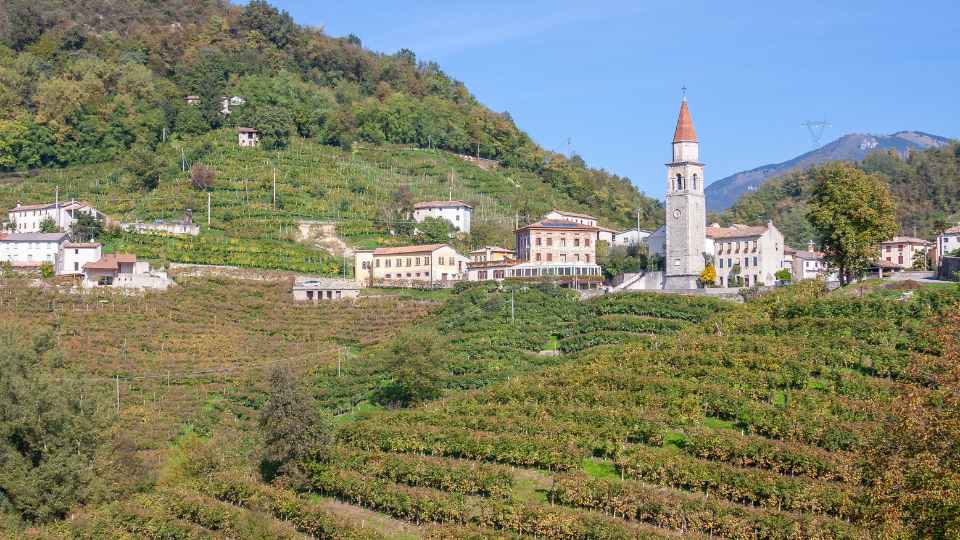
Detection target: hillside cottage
<box><xmin>7</xmin><ymin>201</ymin><xmax>100</xmax><ymax>234</ymax></box>
<box><xmin>412</xmin><ymin>200</ymin><xmax>472</xmax><ymax>233</ymax></box>
<box><xmin>354</xmin><ymin>244</ymin><xmax>469</xmax><ymax>287</ymax></box>
<box><xmin>292</xmin><ymin>278</ymin><xmax>359</xmax><ymax>302</ymax></box>
<box><xmin>238</xmin><ymin>127</ymin><xmax>260</xmax><ymax>147</ymax></box>
<box><xmin>0</xmin><ymin>232</ymin><xmax>69</xmax><ymax>272</ymax></box>
<box><xmin>469</xmin><ymin>246</ymin><xmax>514</xmax><ymax>263</ymax></box>
<box><xmin>879</xmin><ymin>236</ymin><xmax>931</xmax><ymax>270</ymax></box>
<box><xmin>61</xmin><ymin>242</ymin><xmax>102</xmax><ymax>275</ymax></box>
<box><xmin>707</xmin><ymin>222</ymin><xmax>785</xmax><ymax>287</ymax></box>
<box><xmin>83</xmin><ymin>254</ymin><xmax>170</xmax><ymax>290</ymax></box>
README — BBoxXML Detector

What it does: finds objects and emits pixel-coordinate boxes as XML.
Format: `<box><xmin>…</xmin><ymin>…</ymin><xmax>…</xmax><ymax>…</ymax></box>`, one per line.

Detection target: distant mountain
<box><xmin>706</xmin><ymin>131</ymin><xmax>952</xmax><ymax>212</ymax></box>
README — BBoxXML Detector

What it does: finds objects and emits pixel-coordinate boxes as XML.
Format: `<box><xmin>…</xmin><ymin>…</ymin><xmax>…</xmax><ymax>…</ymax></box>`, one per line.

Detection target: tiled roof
<box><xmin>794</xmin><ymin>250</ymin><xmax>824</xmax><ymax>260</ymax></box>
<box><xmin>64</xmin><ymin>242</ymin><xmax>101</xmax><ymax>248</ymax></box>
<box><xmin>413</xmin><ymin>200</ymin><xmax>472</xmax><ymax>209</ymax></box>
<box><xmin>943</xmin><ymin>226</ymin><xmax>960</xmax><ymax>234</ymax></box>
<box><xmin>518</xmin><ymin>219</ymin><xmax>599</xmax><ymax>231</ymax></box>
<box><xmin>0</xmin><ymin>232</ymin><xmax>69</xmax><ymax>242</ymax></box>
<box><xmin>547</xmin><ymin>209</ymin><xmax>596</xmax><ymax>220</ymax></box>
<box><xmin>882</xmin><ymin>236</ymin><xmax>931</xmax><ymax>245</ymax></box>
<box><xmin>9</xmin><ymin>201</ymin><xmax>93</xmax><ymax>212</ymax></box>
<box><xmin>237</xmin><ymin>127</ymin><xmax>258</xmax><ymax>133</ymax></box>
<box><xmin>596</xmin><ymin>225</ymin><xmax>621</xmax><ymax>233</ymax></box>
<box><xmin>784</xmin><ymin>246</ymin><xmax>797</xmax><ymax>254</ymax></box>
<box><xmin>470</xmin><ymin>246</ymin><xmax>513</xmax><ymax>254</ymax></box>
<box><xmin>9</xmin><ymin>202</ymin><xmax>55</xmax><ymax>212</ymax></box>
<box><xmin>706</xmin><ymin>224</ymin><xmax>768</xmax><ymax>239</ymax></box>
<box><xmin>83</xmin><ymin>253</ymin><xmax>136</xmax><ymax>270</ymax></box>
<box><xmin>373</xmin><ymin>244</ymin><xmax>448</xmax><ymax>255</ymax></box>
<box><xmin>673</xmin><ymin>99</ymin><xmax>697</xmax><ymax>143</ymax></box>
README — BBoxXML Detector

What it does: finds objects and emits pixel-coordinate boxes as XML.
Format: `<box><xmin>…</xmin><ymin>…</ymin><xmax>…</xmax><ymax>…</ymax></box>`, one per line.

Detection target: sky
<box><xmin>271</xmin><ymin>0</ymin><xmax>959</xmax><ymax>198</ymax></box>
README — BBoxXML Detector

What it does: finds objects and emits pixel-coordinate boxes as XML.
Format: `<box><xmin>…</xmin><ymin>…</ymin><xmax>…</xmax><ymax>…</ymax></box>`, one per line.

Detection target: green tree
<box><xmin>259</xmin><ymin>366</ymin><xmax>333</xmax><ymax>486</ymax></box>
<box><xmin>71</xmin><ymin>212</ymin><xmax>103</xmax><ymax>242</ymax></box>
<box><xmin>38</xmin><ymin>216</ymin><xmax>57</xmax><ymax>232</ymax></box>
<box><xmin>123</xmin><ymin>146</ymin><xmax>163</xmax><ymax>191</ymax></box>
<box><xmin>254</xmin><ymin>105</ymin><xmax>292</xmax><ymax>150</ymax></box>
<box><xmin>775</xmin><ymin>268</ymin><xmax>792</xmax><ymax>282</ymax></box>
<box><xmin>416</xmin><ymin>216</ymin><xmax>453</xmax><ymax>244</ymax></box>
<box><xmin>807</xmin><ymin>163</ymin><xmax>898</xmax><ymax>285</ymax></box>
<box><xmin>0</xmin><ymin>328</ymin><xmax>100</xmax><ymax>523</ymax></box>
<box><xmin>371</xmin><ymin>328</ymin><xmax>448</xmax><ymax>408</ymax></box>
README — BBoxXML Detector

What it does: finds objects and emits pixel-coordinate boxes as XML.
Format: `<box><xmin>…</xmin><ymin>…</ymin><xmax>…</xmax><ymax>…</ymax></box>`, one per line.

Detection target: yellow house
<box><xmin>354</xmin><ymin>244</ymin><xmax>469</xmax><ymax>287</ymax></box>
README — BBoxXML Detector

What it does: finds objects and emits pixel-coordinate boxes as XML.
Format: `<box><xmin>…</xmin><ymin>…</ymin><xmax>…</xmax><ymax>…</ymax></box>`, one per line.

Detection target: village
<box><xmin>2</xmin><ymin>99</ymin><xmax>957</xmax><ymax>301</ymax></box>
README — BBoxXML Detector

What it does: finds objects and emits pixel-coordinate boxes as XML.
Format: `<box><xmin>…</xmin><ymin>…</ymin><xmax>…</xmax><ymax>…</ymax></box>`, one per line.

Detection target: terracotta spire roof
<box><xmin>672</xmin><ymin>99</ymin><xmax>697</xmax><ymax>143</ymax></box>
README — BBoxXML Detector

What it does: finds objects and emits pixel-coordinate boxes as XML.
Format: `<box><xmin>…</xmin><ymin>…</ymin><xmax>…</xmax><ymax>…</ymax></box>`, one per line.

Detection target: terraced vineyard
<box><xmin>296</xmin><ymin>283</ymin><xmax>960</xmax><ymax>539</ymax></box>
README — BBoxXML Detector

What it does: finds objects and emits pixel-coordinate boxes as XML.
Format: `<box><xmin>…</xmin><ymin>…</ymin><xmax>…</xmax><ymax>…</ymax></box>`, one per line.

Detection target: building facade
<box><xmin>61</xmin><ymin>242</ymin><xmax>102</xmax><ymax>275</ymax></box>
<box><xmin>513</xmin><ymin>219</ymin><xmax>602</xmax><ymax>286</ymax></box>
<box><xmin>612</xmin><ymin>228</ymin><xmax>653</xmax><ymax>249</ymax></box>
<box><xmin>412</xmin><ymin>200</ymin><xmax>472</xmax><ymax>233</ymax></box>
<box><xmin>82</xmin><ymin>254</ymin><xmax>170</xmax><ymax>290</ymax></box>
<box><xmin>879</xmin><ymin>236</ymin><xmax>931</xmax><ymax>270</ymax></box>
<box><xmin>707</xmin><ymin>222</ymin><xmax>785</xmax><ymax>287</ymax></box>
<box><xmin>664</xmin><ymin>98</ymin><xmax>706</xmax><ymax>289</ymax></box>
<box><xmin>0</xmin><ymin>232</ymin><xmax>69</xmax><ymax>272</ymax></box>
<box><xmin>354</xmin><ymin>244</ymin><xmax>469</xmax><ymax>287</ymax></box>
<box><xmin>293</xmin><ymin>278</ymin><xmax>360</xmax><ymax>302</ymax></box>
<box><xmin>936</xmin><ymin>226</ymin><xmax>960</xmax><ymax>268</ymax></box>
<box><xmin>469</xmin><ymin>246</ymin><xmax>514</xmax><ymax>263</ymax></box>
<box><xmin>238</xmin><ymin>127</ymin><xmax>260</xmax><ymax>147</ymax></box>
<box><xmin>543</xmin><ymin>210</ymin><xmax>597</xmax><ymax>227</ymax></box>
<box><xmin>7</xmin><ymin>201</ymin><xmax>99</xmax><ymax>234</ymax></box>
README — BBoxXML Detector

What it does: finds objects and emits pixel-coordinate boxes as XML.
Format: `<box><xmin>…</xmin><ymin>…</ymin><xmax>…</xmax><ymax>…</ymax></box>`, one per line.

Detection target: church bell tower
<box><xmin>663</xmin><ymin>95</ymin><xmax>706</xmax><ymax>289</ymax></box>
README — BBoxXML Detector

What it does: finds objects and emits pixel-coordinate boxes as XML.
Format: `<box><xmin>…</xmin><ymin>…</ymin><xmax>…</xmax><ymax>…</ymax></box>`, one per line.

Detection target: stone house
<box><xmin>707</xmin><ymin>222</ymin><xmax>785</xmax><ymax>287</ymax></box>
<box><xmin>879</xmin><ymin>236</ymin><xmax>931</xmax><ymax>270</ymax></box>
<box><xmin>613</xmin><ymin>228</ymin><xmax>653</xmax><ymax>249</ymax></box>
<box><xmin>293</xmin><ymin>278</ymin><xmax>359</xmax><ymax>302</ymax></box>
<box><xmin>354</xmin><ymin>244</ymin><xmax>469</xmax><ymax>287</ymax></box>
<box><xmin>238</xmin><ymin>127</ymin><xmax>260</xmax><ymax>147</ymax></box>
<box><xmin>412</xmin><ymin>200</ymin><xmax>472</xmax><ymax>233</ymax></box>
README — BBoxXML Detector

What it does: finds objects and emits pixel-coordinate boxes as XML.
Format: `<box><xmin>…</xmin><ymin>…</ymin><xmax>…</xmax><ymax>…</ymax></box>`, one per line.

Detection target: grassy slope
<box><xmin>0</xmin><ymin>130</ymin><xmax>648</xmax><ymax>275</ymax></box>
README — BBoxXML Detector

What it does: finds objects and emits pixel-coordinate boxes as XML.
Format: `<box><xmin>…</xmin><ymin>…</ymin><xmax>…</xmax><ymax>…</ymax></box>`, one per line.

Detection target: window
<box><xmin>406</xmin><ymin>258</ymin><xmax>412</xmax><ymax>267</ymax></box>
<box><xmin>386</xmin><ymin>273</ymin><xmax>391</xmax><ymax>278</ymax></box>
<box><xmin>575</xmin><ymin>254</ymin><xmax>580</xmax><ymax>262</ymax></box>
<box><xmin>415</xmin><ymin>272</ymin><xmax>420</xmax><ymax>277</ymax></box>
<box><xmin>753</xmin><ymin>257</ymin><xmax>758</xmax><ymax>266</ymax></box>
<box><xmin>375</xmin><ymin>259</ymin><xmax>381</xmax><ymax>268</ymax></box>
<box><xmin>535</xmin><ymin>237</ymin><xmax>542</xmax><ymax>246</ymax></box>
<box><xmin>546</xmin><ymin>237</ymin><xmax>553</xmax><ymax>246</ymax></box>
<box><xmin>385</xmin><ymin>259</ymin><xmax>391</xmax><ymax>268</ymax></box>
<box><xmin>560</xmin><ymin>254</ymin><xmax>567</xmax><ymax>262</ymax></box>
<box><xmin>719</xmin><ymin>259</ymin><xmax>723</xmax><ymax>269</ymax></box>
<box><xmin>692</xmin><ymin>173</ymin><xmax>699</xmax><ymax>190</ymax></box>
<box><xmin>585</xmin><ymin>238</ymin><xmax>591</xmax><ymax>247</ymax></box>
<box><xmin>547</xmin><ymin>253</ymin><xmax>553</xmax><ymax>262</ymax></box>
<box><xmin>676</xmin><ymin>174</ymin><xmax>682</xmax><ymax>191</ymax></box>
<box><xmin>535</xmin><ymin>253</ymin><xmax>541</xmax><ymax>261</ymax></box>
<box><xmin>560</xmin><ymin>238</ymin><xmax>566</xmax><ymax>247</ymax></box>
<box><xmin>74</xmin><ymin>249</ymin><xmax>79</xmax><ymax>255</ymax></box>
<box><xmin>574</xmin><ymin>238</ymin><xmax>580</xmax><ymax>247</ymax></box>
<box><xmin>585</xmin><ymin>254</ymin><xmax>590</xmax><ymax>262</ymax></box>
<box><xmin>415</xmin><ymin>257</ymin><xmax>421</xmax><ymax>266</ymax></box>
<box><xmin>886</xmin><ymin>245</ymin><xmax>891</xmax><ymax>252</ymax></box>
<box><xmin>74</xmin><ymin>262</ymin><xmax>79</xmax><ymax>271</ymax></box>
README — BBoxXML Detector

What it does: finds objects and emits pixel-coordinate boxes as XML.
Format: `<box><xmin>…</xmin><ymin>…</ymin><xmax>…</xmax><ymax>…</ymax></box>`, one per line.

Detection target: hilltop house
<box><xmin>7</xmin><ymin>201</ymin><xmax>100</xmax><ymax>234</ymax></box>
<box><xmin>879</xmin><ymin>236</ymin><xmax>931</xmax><ymax>270</ymax></box>
<box><xmin>412</xmin><ymin>200</ymin><xmax>472</xmax><ymax>233</ymax></box>
<box><xmin>0</xmin><ymin>232</ymin><xmax>69</xmax><ymax>272</ymax></box>
<box><xmin>238</xmin><ymin>127</ymin><xmax>259</xmax><ymax>147</ymax></box>
<box><xmin>707</xmin><ymin>222</ymin><xmax>785</xmax><ymax>287</ymax></box>
<box><xmin>82</xmin><ymin>254</ymin><xmax>170</xmax><ymax>290</ymax></box>
<box><xmin>543</xmin><ymin>210</ymin><xmax>619</xmax><ymax>244</ymax></box>
<box><xmin>292</xmin><ymin>278</ymin><xmax>359</xmax><ymax>302</ymax></box>
<box><xmin>354</xmin><ymin>244</ymin><xmax>469</xmax><ymax>287</ymax></box>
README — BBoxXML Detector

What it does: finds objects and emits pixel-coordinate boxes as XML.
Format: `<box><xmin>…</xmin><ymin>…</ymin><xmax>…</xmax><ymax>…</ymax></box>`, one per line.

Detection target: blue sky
<box><xmin>272</xmin><ymin>0</ymin><xmax>959</xmax><ymax>198</ymax></box>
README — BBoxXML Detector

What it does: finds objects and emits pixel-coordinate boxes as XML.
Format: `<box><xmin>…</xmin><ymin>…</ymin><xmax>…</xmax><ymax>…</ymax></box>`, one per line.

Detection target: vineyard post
<box><xmin>115</xmin><ymin>375</ymin><xmax>120</xmax><ymax>414</ymax></box>
<box><xmin>207</xmin><ymin>192</ymin><xmax>211</xmax><ymax>226</ymax></box>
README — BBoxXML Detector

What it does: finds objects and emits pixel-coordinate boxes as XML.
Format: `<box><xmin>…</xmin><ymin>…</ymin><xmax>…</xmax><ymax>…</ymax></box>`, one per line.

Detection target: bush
<box><xmin>190</xmin><ymin>164</ymin><xmax>216</xmax><ymax>190</ymax></box>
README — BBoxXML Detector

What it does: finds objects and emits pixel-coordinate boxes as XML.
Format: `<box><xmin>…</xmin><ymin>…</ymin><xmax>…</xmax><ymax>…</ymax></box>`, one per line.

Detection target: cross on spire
<box><xmin>681</xmin><ymin>85</ymin><xmax>687</xmax><ymax>101</ymax></box>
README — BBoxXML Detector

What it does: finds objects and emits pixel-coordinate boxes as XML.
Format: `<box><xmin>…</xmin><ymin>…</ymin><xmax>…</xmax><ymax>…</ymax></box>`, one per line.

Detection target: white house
<box><xmin>412</xmin><ymin>200</ymin><xmax>472</xmax><ymax>233</ymax></box>
<box><xmin>292</xmin><ymin>278</ymin><xmax>359</xmax><ymax>302</ymax></box>
<box><xmin>355</xmin><ymin>244</ymin><xmax>470</xmax><ymax>287</ymax></box>
<box><xmin>707</xmin><ymin>222</ymin><xmax>785</xmax><ymax>288</ymax></box>
<box><xmin>7</xmin><ymin>201</ymin><xmax>99</xmax><ymax>234</ymax></box>
<box><xmin>0</xmin><ymin>232</ymin><xmax>69</xmax><ymax>272</ymax></box>
<box><xmin>82</xmin><ymin>254</ymin><xmax>170</xmax><ymax>290</ymax></box>
<box><xmin>936</xmin><ymin>226</ymin><xmax>960</xmax><ymax>260</ymax></box>
<box><xmin>238</xmin><ymin>127</ymin><xmax>260</xmax><ymax>148</ymax></box>
<box><xmin>792</xmin><ymin>248</ymin><xmax>836</xmax><ymax>281</ymax></box>
<box><xmin>613</xmin><ymin>228</ymin><xmax>653</xmax><ymax>249</ymax></box>
<box><xmin>60</xmin><ymin>242</ymin><xmax>102</xmax><ymax>276</ymax></box>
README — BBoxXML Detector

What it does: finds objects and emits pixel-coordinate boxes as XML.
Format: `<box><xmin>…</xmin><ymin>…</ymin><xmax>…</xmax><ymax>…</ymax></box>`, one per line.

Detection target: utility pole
<box><xmin>55</xmin><ymin>185</ymin><xmax>60</xmax><ymax>229</ymax></box>
<box><xmin>337</xmin><ymin>347</ymin><xmax>342</xmax><ymax>377</ymax></box>
<box><xmin>115</xmin><ymin>375</ymin><xmax>120</xmax><ymax>414</ymax></box>
<box><xmin>511</xmin><ymin>288</ymin><xmax>515</xmax><ymax>323</ymax></box>
<box><xmin>273</xmin><ymin>168</ymin><xmax>277</xmax><ymax>209</ymax></box>
<box><xmin>207</xmin><ymin>192</ymin><xmax>212</xmax><ymax>227</ymax></box>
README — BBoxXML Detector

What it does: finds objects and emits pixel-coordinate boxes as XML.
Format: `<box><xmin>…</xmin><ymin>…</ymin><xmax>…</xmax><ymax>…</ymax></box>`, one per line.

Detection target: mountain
<box><xmin>706</xmin><ymin>131</ymin><xmax>952</xmax><ymax>212</ymax></box>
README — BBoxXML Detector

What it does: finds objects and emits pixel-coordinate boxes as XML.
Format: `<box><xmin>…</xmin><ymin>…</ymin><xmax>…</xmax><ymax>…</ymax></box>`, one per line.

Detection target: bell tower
<box><xmin>663</xmin><ymin>94</ymin><xmax>706</xmax><ymax>289</ymax></box>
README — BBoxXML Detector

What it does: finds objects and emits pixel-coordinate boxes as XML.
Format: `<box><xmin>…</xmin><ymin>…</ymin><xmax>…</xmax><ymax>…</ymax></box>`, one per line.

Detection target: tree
<box><xmin>699</xmin><ymin>264</ymin><xmax>717</xmax><ymax>287</ymax></box>
<box><xmin>71</xmin><ymin>212</ymin><xmax>103</xmax><ymax>242</ymax></box>
<box><xmin>254</xmin><ymin>105</ymin><xmax>292</xmax><ymax>150</ymax></box>
<box><xmin>807</xmin><ymin>163</ymin><xmax>898</xmax><ymax>285</ymax></box>
<box><xmin>190</xmin><ymin>164</ymin><xmax>216</xmax><ymax>191</ymax></box>
<box><xmin>0</xmin><ymin>328</ymin><xmax>100</xmax><ymax>523</ymax></box>
<box><xmin>123</xmin><ymin>146</ymin><xmax>163</xmax><ymax>191</ymax></box>
<box><xmin>862</xmin><ymin>308</ymin><xmax>960</xmax><ymax>538</ymax></box>
<box><xmin>775</xmin><ymin>268</ymin><xmax>792</xmax><ymax>282</ymax></box>
<box><xmin>259</xmin><ymin>366</ymin><xmax>333</xmax><ymax>486</ymax></box>
<box><xmin>371</xmin><ymin>328</ymin><xmax>448</xmax><ymax>408</ymax></box>
<box><xmin>416</xmin><ymin>216</ymin><xmax>453</xmax><ymax>244</ymax></box>
<box><xmin>601</xmin><ymin>245</ymin><xmax>645</xmax><ymax>281</ymax></box>
<box><xmin>38</xmin><ymin>216</ymin><xmax>58</xmax><ymax>233</ymax></box>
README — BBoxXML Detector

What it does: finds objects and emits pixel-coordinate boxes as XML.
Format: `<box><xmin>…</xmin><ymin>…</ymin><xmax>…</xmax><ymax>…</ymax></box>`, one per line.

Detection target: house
<box><xmin>123</xmin><ymin>210</ymin><xmax>199</xmax><ymax>236</ymax></box>
<box><xmin>543</xmin><ymin>210</ymin><xmax>597</xmax><ymax>227</ymax></box>
<box><xmin>61</xmin><ymin>242</ymin><xmax>102</xmax><ymax>276</ymax></box>
<box><xmin>879</xmin><ymin>236</ymin><xmax>931</xmax><ymax>270</ymax></box>
<box><xmin>466</xmin><ymin>259</ymin><xmax>518</xmax><ymax>282</ymax></box>
<box><xmin>596</xmin><ymin>225</ymin><xmax>621</xmax><ymax>245</ymax></box>
<box><xmin>512</xmin><ymin>219</ymin><xmax>602</xmax><ymax>287</ymax></box>
<box><xmin>412</xmin><ymin>200</ymin><xmax>472</xmax><ymax>233</ymax></box>
<box><xmin>469</xmin><ymin>246</ymin><xmax>514</xmax><ymax>263</ymax></box>
<box><xmin>220</xmin><ymin>96</ymin><xmax>245</xmax><ymax>115</ymax></box>
<box><xmin>354</xmin><ymin>244</ymin><xmax>470</xmax><ymax>287</ymax></box>
<box><xmin>706</xmin><ymin>221</ymin><xmax>785</xmax><ymax>287</ymax></box>
<box><xmin>7</xmin><ymin>201</ymin><xmax>100</xmax><ymax>234</ymax></box>
<box><xmin>936</xmin><ymin>226</ymin><xmax>960</xmax><ymax>261</ymax></box>
<box><xmin>0</xmin><ymin>232</ymin><xmax>69</xmax><ymax>272</ymax></box>
<box><xmin>238</xmin><ymin>127</ymin><xmax>260</xmax><ymax>148</ymax></box>
<box><xmin>782</xmin><ymin>246</ymin><xmax>796</xmax><ymax>273</ymax></box>
<box><xmin>612</xmin><ymin>228</ymin><xmax>653</xmax><ymax>249</ymax></box>
<box><xmin>293</xmin><ymin>278</ymin><xmax>359</xmax><ymax>302</ymax></box>
<box><xmin>82</xmin><ymin>254</ymin><xmax>170</xmax><ymax>290</ymax></box>
<box><xmin>791</xmin><ymin>242</ymin><xmax>836</xmax><ymax>281</ymax></box>
<box><xmin>185</xmin><ymin>95</ymin><xmax>201</xmax><ymax>105</ymax></box>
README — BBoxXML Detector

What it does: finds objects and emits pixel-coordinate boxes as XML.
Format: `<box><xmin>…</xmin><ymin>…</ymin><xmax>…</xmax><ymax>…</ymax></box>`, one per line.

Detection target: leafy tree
<box><xmin>239</xmin><ymin>0</ymin><xmax>297</xmax><ymax>50</ymax></box>
<box><xmin>71</xmin><ymin>212</ymin><xmax>103</xmax><ymax>242</ymax></box>
<box><xmin>190</xmin><ymin>163</ymin><xmax>216</xmax><ymax>191</ymax></box>
<box><xmin>775</xmin><ymin>268</ymin><xmax>792</xmax><ymax>282</ymax></box>
<box><xmin>123</xmin><ymin>146</ymin><xmax>163</xmax><ymax>191</ymax></box>
<box><xmin>807</xmin><ymin>163</ymin><xmax>898</xmax><ymax>285</ymax></box>
<box><xmin>254</xmin><ymin>105</ymin><xmax>292</xmax><ymax>150</ymax></box>
<box><xmin>0</xmin><ymin>328</ymin><xmax>100</xmax><ymax>523</ymax></box>
<box><xmin>371</xmin><ymin>328</ymin><xmax>448</xmax><ymax>408</ymax></box>
<box><xmin>601</xmin><ymin>245</ymin><xmax>646</xmax><ymax>281</ymax></box>
<box><xmin>416</xmin><ymin>216</ymin><xmax>453</xmax><ymax>244</ymax></box>
<box><xmin>259</xmin><ymin>365</ymin><xmax>334</xmax><ymax>486</ymax></box>
<box><xmin>700</xmin><ymin>264</ymin><xmax>717</xmax><ymax>286</ymax></box>
<box><xmin>38</xmin><ymin>216</ymin><xmax>58</xmax><ymax>232</ymax></box>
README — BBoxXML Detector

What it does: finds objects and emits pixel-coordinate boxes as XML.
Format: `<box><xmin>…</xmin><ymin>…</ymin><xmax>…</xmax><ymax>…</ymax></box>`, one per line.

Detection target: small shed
<box><xmin>293</xmin><ymin>278</ymin><xmax>359</xmax><ymax>302</ymax></box>
<box><xmin>238</xmin><ymin>127</ymin><xmax>260</xmax><ymax>147</ymax></box>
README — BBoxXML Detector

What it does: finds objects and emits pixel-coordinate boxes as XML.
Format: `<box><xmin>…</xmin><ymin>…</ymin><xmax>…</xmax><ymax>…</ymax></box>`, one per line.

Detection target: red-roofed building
<box><xmin>510</xmin><ymin>219</ymin><xmax>602</xmax><ymax>287</ymax></box>
<box><xmin>412</xmin><ymin>200</ymin><xmax>472</xmax><ymax>233</ymax></box>
<box><xmin>879</xmin><ymin>236</ymin><xmax>931</xmax><ymax>270</ymax></box>
<box><xmin>354</xmin><ymin>244</ymin><xmax>469</xmax><ymax>287</ymax></box>
<box><xmin>82</xmin><ymin>253</ymin><xmax>170</xmax><ymax>290</ymax></box>
<box><xmin>706</xmin><ymin>221</ymin><xmax>785</xmax><ymax>287</ymax></box>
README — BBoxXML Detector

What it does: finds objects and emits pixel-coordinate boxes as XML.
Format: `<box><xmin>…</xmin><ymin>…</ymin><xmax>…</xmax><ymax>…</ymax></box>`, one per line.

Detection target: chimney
<box><xmin>808</xmin><ymin>240</ymin><xmax>816</xmax><ymax>252</ymax></box>
<box><xmin>15</xmin><ymin>201</ymin><xmax>21</xmax><ymax>208</ymax></box>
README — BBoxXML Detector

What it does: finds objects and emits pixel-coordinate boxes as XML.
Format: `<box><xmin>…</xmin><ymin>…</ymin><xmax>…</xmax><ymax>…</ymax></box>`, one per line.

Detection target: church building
<box><xmin>663</xmin><ymin>96</ymin><xmax>706</xmax><ymax>289</ymax></box>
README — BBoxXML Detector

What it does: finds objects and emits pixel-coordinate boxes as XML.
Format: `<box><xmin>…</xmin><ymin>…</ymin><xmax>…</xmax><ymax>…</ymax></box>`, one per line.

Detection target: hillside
<box><xmin>720</xmin><ymin>142</ymin><xmax>960</xmax><ymax>247</ymax></box>
<box><xmin>0</xmin><ymin>0</ymin><xmax>663</xmax><ymax>264</ymax></box>
<box><xmin>706</xmin><ymin>131</ymin><xmax>952</xmax><ymax>212</ymax></box>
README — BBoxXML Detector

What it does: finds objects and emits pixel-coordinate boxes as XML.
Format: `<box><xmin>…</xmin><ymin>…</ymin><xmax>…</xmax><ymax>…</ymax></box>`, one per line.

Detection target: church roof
<box><xmin>672</xmin><ymin>99</ymin><xmax>697</xmax><ymax>143</ymax></box>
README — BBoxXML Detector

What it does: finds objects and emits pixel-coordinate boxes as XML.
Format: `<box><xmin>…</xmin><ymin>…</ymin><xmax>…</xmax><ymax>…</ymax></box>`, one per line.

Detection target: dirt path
<box><xmin>315</xmin><ymin>497</ymin><xmax>423</xmax><ymax>539</ymax></box>
<box><xmin>297</xmin><ymin>221</ymin><xmax>354</xmax><ymax>258</ymax></box>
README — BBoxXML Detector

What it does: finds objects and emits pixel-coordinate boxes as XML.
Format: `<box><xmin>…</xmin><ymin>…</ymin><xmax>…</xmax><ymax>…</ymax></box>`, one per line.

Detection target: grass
<box><xmin>703</xmin><ymin>417</ymin><xmax>736</xmax><ymax>430</ymax></box>
<box><xmin>582</xmin><ymin>458</ymin><xmax>620</xmax><ymax>480</ymax></box>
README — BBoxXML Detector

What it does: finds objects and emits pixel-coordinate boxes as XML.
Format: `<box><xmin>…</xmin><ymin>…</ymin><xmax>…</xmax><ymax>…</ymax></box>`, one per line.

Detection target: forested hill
<box><xmin>0</xmin><ymin>0</ymin><xmax>662</xmax><ymax>231</ymax></box>
<box><xmin>718</xmin><ymin>142</ymin><xmax>960</xmax><ymax>247</ymax></box>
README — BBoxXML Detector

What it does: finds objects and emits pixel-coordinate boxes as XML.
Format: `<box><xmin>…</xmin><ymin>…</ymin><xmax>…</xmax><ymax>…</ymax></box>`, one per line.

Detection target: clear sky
<box><xmin>271</xmin><ymin>0</ymin><xmax>959</xmax><ymax>198</ymax></box>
